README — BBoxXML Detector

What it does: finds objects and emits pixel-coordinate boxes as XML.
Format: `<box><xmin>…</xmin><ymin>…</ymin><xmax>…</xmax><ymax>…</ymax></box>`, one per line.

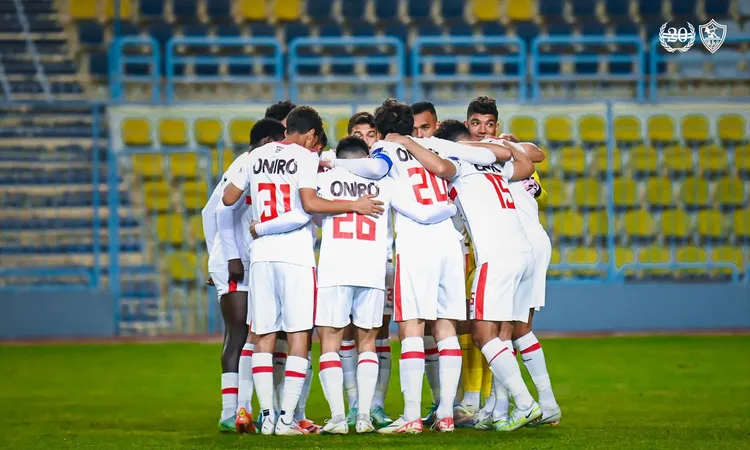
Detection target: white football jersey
<box><xmin>228</xmin><ymin>141</ymin><xmax>318</xmax><ymax>267</ymax></box>
<box><xmin>448</xmin><ymin>159</ymin><xmax>532</xmax><ymax>263</ymax></box>
<box><xmin>316</xmin><ymin>167</ymin><xmax>393</xmax><ymax>289</ymax></box>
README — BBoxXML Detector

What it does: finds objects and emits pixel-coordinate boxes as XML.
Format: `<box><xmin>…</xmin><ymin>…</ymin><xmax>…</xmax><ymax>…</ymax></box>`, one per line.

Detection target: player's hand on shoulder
<box><xmin>227</xmin><ymin>259</ymin><xmax>244</xmax><ymax>282</ymax></box>
<box><xmin>249</xmin><ymin>220</ymin><xmax>260</xmax><ymax>239</ymax></box>
<box><xmin>353</xmin><ymin>194</ymin><xmax>384</xmax><ymax>218</ymax></box>
<box><xmin>318</xmin><ymin>159</ymin><xmax>333</xmax><ymax>172</ymax></box>
<box><xmin>384</xmin><ymin>133</ymin><xmax>409</xmax><ymax>146</ymax></box>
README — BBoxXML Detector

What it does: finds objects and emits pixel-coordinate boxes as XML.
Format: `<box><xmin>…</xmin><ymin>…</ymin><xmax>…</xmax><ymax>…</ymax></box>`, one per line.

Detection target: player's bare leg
<box><xmin>354</xmin><ymin>326</ymin><xmax>380</xmax><ymax>433</ymax></box>
<box><xmin>372</xmin><ymin>315</ymin><xmax>394</xmax><ymax>427</ymax></box>
<box><xmin>429</xmin><ymin>318</ymin><xmax>463</xmax><ymax>432</ymax></box>
<box><xmin>218</xmin><ymin>292</ymin><xmax>250</xmax><ymax>433</ymax></box>
<box><xmin>513</xmin><ymin>311</ymin><xmax>561</xmax><ymax>426</ymax></box>
<box><xmin>340</xmin><ymin>323</ymin><xmax>358</xmax><ymax>426</ymax></box>
<box><xmin>472</xmin><ymin>320</ymin><xmax>541</xmax><ymax>431</ymax></box>
<box><xmin>272</xmin><ymin>333</ymin><xmax>287</xmax><ymax>413</ymax></box>
<box><xmin>273</xmin><ymin>329</ymin><xmax>311</xmax><ymax>435</ymax></box>
<box><xmin>318</xmin><ymin>326</ymin><xmax>349</xmax><ymax>435</ymax></box>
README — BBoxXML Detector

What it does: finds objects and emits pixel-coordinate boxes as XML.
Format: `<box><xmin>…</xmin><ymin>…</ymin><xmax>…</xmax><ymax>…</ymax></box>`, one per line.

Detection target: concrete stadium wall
<box><xmin>0</xmin><ymin>290</ymin><xmax>115</xmax><ymax>340</ymax></box>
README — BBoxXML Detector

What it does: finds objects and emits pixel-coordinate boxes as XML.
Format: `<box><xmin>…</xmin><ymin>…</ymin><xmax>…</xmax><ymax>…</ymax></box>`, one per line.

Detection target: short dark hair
<box><xmin>318</xmin><ymin>129</ymin><xmax>328</xmax><ymax>149</ymax></box>
<box><xmin>264</xmin><ymin>100</ymin><xmax>297</xmax><ymax>122</ymax></box>
<box><xmin>285</xmin><ymin>106</ymin><xmax>324</xmax><ymax>136</ymax></box>
<box><xmin>374</xmin><ymin>98</ymin><xmax>414</xmax><ymax>136</ymax></box>
<box><xmin>434</xmin><ymin>119</ymin><xmax>471</xmax><ymax>142</ymax></box>
<box><xmin>335</xmin><ymin>136</ymin><xmax>370</xmax><ymax>159</ymax></box>
<box><xmin>466</xmin><ymin>96</ymin><xmax>498</xmax><ymax>121</ymax></box>
<box><xmin>249</xmin><ymin>118</ymin><xmax>286</xmax><ymax>147</ymax></box>
<box><xmin>347</xmin><ymin>111</ymin><xmax>376</xmax><ymax>134</ymax></box>
<box><xmin>410</xmin><ymin>101</ymin><xmax>437</xmax><ymax>119</ymax></box>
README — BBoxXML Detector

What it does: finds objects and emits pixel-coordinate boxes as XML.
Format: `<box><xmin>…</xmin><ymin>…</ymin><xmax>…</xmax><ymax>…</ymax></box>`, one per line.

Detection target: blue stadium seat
<box><xmin>319</xmin><ymin>21</ymin><xmax>345</xmax><ymax>38</ymax></box>
<box><xmin>182</xmin><ymin>23</ymin><xmax>208</xmax><ymax>38</ymax></box>
<box><xmin>447</xmin><ymin>20</ymin><xmax>473</xmax><ymax>37</ymax></box>
<box><xmin>441</xmin><ymin>1</ymin><xmax>465</xmax><ymax>21</ymax></box>
<box><xmin>116</xmin><ymin>20</ymin><xmax>140</xmax><ymax>37</ymax></box>
<box><xmin>539</xmin><ymin>0</ymin><xmax>564</xmax><ymax>21</ymax></box>
<box><xmin>408</xmin><ymin>0</ymin><xmax>432</xmax><ymax>21</ymax></box>
<box><xmin>195</xmin><ymin>61</ymin><xmax>219</xmax><ymax>76</ymax></box>
<box><xmin>284</xmin><ymin>22</ymin><xmax>311</xmax><ymax>46</ymax></box>
<box><xmin>480</xmin><ymin>22</ymin><xmax>506</xmax><ymax>37</ymax></box>
<box><xmin>77</xmin><ymin>21</ymin><xmax>104</xmax><ymax>46</ymax></box>
<box><xmin>706</xmin><ymin>0</ymin><xmax>730</xmax><ymax>16</ymax></box>
<box><xmin>29</xmin><ymin>18</ymin><xmax>63</xmax><ymax>33</ymax></box>
<box><xmin>638</xmin><ymin>0</ymin><xmax>662</xmax><ymax>20</ymax></box>
<box><xmin>342</xmin><ymin>1</ymin><xmax>367</xmax><ymax>20</ymax></box>
<box><xmin>173</xmin><ymin>0</ymin><xmax>198</xmax><ymax>20</ymax></box>
<box><xmin>539</xmin><ymin>61</ymin><xmax>561</xmax><ymax>75</ymax></box>
<box><xmin>610</xmin><ymin>60</ymin><xmax>633</xmax><ymax>75</ymax></box>
<box><xmin>307</xmin><ymin>0</ymin><xmax>333</xmax><ymax>20</ymax></box>
<box><xmin>148</xmin><ymin>20</ymin><xmax>173</xmax><ymax>48</ymax></box>
<box><xmin>206</xmin><ymin>0</ymin><xmax>231</xmax><ymax>19</ymax></box>
<box><xmin>644</xmin><ymin>23</ymin><xmax>662</xmax><ymax>44</ymax></box>
<box><xmin>89</xmin><ymin>53</ymin><xmax>108</xmax><ymax>77</ymax></box>
<box><xmin>605</xmin><ymin>0</ymin><xmax>630</xmax><ymax>20</ymax></box>
<box><xmin>383</xmin><ymin>21</ymin><xmax>409</xmax><ymax>44</ymax></box>
<box><xmin>415</xmin><ymin>21</ymin><xmax>443</xmax><ymax>37</ymax></box>
<box><xmin>216</xmin><ymin>23</ymin><xmax>241</xmax><ymax>37</ymax></box>
<box><xmin>715</xmin><ymin>50</ymin><xmax>740</xmax><ymax>78</ymax></box>
<box><xmin>645</xmin><ymin>52</ymin><xmax>666</xmax><ymax>75</ymax></box>
<box><xmin>581</xmin><ymin>22</ymin><xmax>607</xmax><ymax>36</ymax></box>
<box><xmin>571</xmin><ymin>0</ymin><xmax>598</xmax><ymax>21</ymax></box>
<box><xmin>350</xmin><ymin>20</ymin><xmax>377</xmax><ymax>37</ymax></box>
<box><xmin>248</xmin><ymin>21</ymin><xmax>276</xmax><ymax>38</ymax></box>
<box><xmin>140</xmin><ymin>0</ymin><xmax>165</xmax><ymax>18</ymax></box>
<box><xmin>228</xmin><ymin>61</ymin><xmax>252</xmax><ymax>76</ymax></box>
<box><xmin>375</xmin><ymin>0</ymin><xmax>399</xmax><ymax>21</ymax></box>
<box><xmin>0</xmin><ymin>18</ymin><xmax>22</xmax><ymax>33</ymax></box>
<box><xmin>44</xmin><ymin>61</ymin><xmax>77</xmax><ymax>75</ymax></box>
<box><xmin>514</xmin><ymin>21</ymin><xmax>539</xmax><ymax>43</ymax></box>
<box><xmin>576</xmin><ymin>56</ymin><xmax>599</xmax><ymax>75</ymax></box>
<box><xmin>614</xmin><ymin>22</ymin><xmax>639</xmax><ymax>37</ymax></box>
<box><xmin>670</xmin><ymin>0</ymin><xmax>696</xmax><ymax>18</ymax></box>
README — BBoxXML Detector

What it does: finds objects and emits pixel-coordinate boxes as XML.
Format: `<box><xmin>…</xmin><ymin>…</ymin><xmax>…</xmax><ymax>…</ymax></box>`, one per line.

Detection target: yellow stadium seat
<box><xmin>615</xmin><ymin>246</ymin><xmax>636</xmax><ymax>278</ymax></box>
<box><xmin>168</xmin><ymin>152</ymin><xmax>199</xmax><ymax>178</ymax></box>
<box><xmin>675</xmin><ymin>246</ymin><xmax>709</xmax><ymax>278</ymax></box>
<box><xmin>613</xmin><ymin>177</ymin><xmax>639</xmax><ymax>210</ymax></box>
<box><xmin>543</xmin><ymin>115</ymin><xmax>572</xmax><ymax>142</ymax></box>
<box><xmin>736</xmin><ymin>145</ymin><xmax>750</xmax><ymax>179</ymax></box>
<box><xmin>592</xmin><ymin>146</ymin><xmax>623</xmax><ymax>178</ymax></box>
<box><xmin>229</xmin><ymin>118</ymin><xmax>255</xmax><ymax>147</ymax></box>
<box><xmin>143</xmin><ymin>181</ymin><xmax>170</xmax><ymax>212</ymax></box>
<box><xmin>660</xmin><ymin>209</ymin><xmax>692</xmax><ymax>242</ymax></box>
<box><xmin>552</xmin><ymin>211</ymin><xmax>584</xmax><ymax>242</ymax></box>
<box><xmin>548</xmin><ymin>247</ymin><xmax>562</xmax><ymax>278</ymax></box>
<box><xmin>574</xmin><ymin>177</ymin><xmax>604</xmax><ymax>210</ymax></box>
<box><xmin>122</xmin><ymin>118</ymin><xmax>152</xmax><ymax>146</ymax></box>
<box><xmin>543</xmin><ymin>178</ymin><xmax>570</xmax><ymax>210</ymax></box>
<box><xmin>717</xmin><ymin>114</ymin><xmax>746</xmax><ymax>142</ymax></box>
<box><xmin>587</xmin><ymin>211</ymin><xmax>609</xmax><ymax>242</ymax></box>
<box><xmin>132</xmin><ymin>153</ymin><xmax>164</xmax><ymax>178</ymax></box>
<box><xmin>194</xmin><ymin>119</ymin><xmax>223</xmax><ymax>147</ymax></box>
<box><xmin>628</xmin><ymin>145</ymin><xmax>658</xmax><ymax>178</ymax></box>
<box><xmin>535</xmin><ymin>147</ymin><xmax>551</xmax><ymax>176</ymax></box>
<box><xmin>715</xmin><ymin>177</ymin><xmax>746</xmax><ymax>210</ymax></box>
<box><xmin>638</xmin><ymin>245</ymin><xmax>672</xmax><ymax>278</ymax></box>
<box><xmin>679</xmin><ymin>177</ymin><xmax>710</xmax><ymax>210</ymax></box>
<box><xmin>733</xmin><ymin>209</ymin><xmax>750</xmax><ymax>241</ymax></box>
<box><xmin>579</xmin><ymin>115</ymin><xmax>606</xmax><ymax>144</ymax></box>
<box><xmin>680</xmin><ymin>114</ymin><xmax>710</xmax><ymax>142</ymax></box>
<box><xmin>212</xmin><ymin>148</ymin><xmax>236</xmax><ymax>176</ymax></box>
<box><xmin>559</xmin><ymin>146</ymin><xmax>586</xmax><ymax>178</ymax></box>
<box><xmin>183</xmin><ymin>181</ymin><xmax>208</xmax><ymax>210</ymax></box>
<box><xmin>165</xmin><ymin>251</ymin><xmax>197</xmax><ymax>282</ymax></box>
<box><xmin>189</xmin><ymin>215</ymin><xmax>204</xmax><ymax>243</ymax></box>
<box><xmin>565</xmin><ymin>247</ymin><xmax>604</xmax><ymax>278</ymax></box>
<box><xmin>712</xmin><ymin>246</ymin><xmax>745</xmax><ymax>278</ymax></box>
<box><xmin>104</xmin><ymin>0</ymin><xmax>132</xmax><ymax>19</ymax></box>
<box><xmin>662</xmin><ymin>145</ymin><xmax>693</xmax><ymax>176</ymax></box>
<box><xmin>155</xmin><ymin>213</ymin><xmax>185</xmax><ymax>246</ymax></box>
<box><xmin>539</xmin><ymin>211</ymin><xmax>548</xmax><ymax>230</ymax></box>
<box><xmin>239</xmin><ymin>0</ymin><xmax>267</xmax><ymax>21</ymax></box>
<box><xmin>336</xmin><ymin>117</ymin><xmax>350</xmax><ymax>140</ymax></box>
<box><xmin>614</xmin><ymin>115</ymin><xmax>641</xmax><ymax>143</ymax></box>
<box><xmin>509</xmin><ymin>116</ymin><xmax>538</xmax><ymax>142</ymax></box>
<box><xmin>645</xmin><ymin>176</ymin><xmax>675</xmax><ymax>210</ymax></box>
<box><xmin>70</xmin><ymin>0</ymin><xmax>97</xmax><ymax>19</ymax></box>
<box><xmin>695</xmin><ymin>209</ymin><xmax>725</xmax><ymax>242</ymax></box>
<box><xmin>159</xmin><ymin>119</ymin><xmax>188</xmax><ymax>146</ymax></box>
<box><xmin>472</xmin><ymin>0</ymin><xmax>501</xmax><ymax>21</ymax></box>
<box><xmin>697</xmin><ymin>144</ymin><xmax>729</xmax><ymax>177</ymax></box>
<box><xmin>623</xmin><ymin>209</ymin><xmax>656</xmax><ymax>242</ymax></box>
<box><xmin>508</xmin><ymin>0</ymin><xmax>534</xmax><ymax>21</ymax></box>
<box><xmin>273</xmin><ymin>0</ymin><xmax>301</xmax><ymax>21</ymax></box>
<box><xmin>647</xmin><ymin>115</ymin><xmax>676</xmax><ymax>143</ymax></box>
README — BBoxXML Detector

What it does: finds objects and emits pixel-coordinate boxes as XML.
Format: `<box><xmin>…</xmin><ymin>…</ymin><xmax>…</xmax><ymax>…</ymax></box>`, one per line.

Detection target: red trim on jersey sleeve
<box><xmin>394</xmin><ymin>255</ymin><xmax>402</xmax><ymax>322</ymax></box>
<box><xmin>245</xmin><ymin>195</ymin><xmax>252</xmax><ymax>205</ymax></box>
<box><xmin>449</xmin><ymin>187</ymin><xmax>458</xmax><ymax>201</ymax></box>
<box><xmin>475</xmin><ymin>263</ymin><xmax>488</xmax><ymax>321</ymax></box>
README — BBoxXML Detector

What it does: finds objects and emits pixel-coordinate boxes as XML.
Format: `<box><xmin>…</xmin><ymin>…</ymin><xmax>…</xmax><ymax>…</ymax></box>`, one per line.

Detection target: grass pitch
<box><xmin>1</xmin><ymin>335</ymin><xmax>749</xmax><ymax>449</ymax></box>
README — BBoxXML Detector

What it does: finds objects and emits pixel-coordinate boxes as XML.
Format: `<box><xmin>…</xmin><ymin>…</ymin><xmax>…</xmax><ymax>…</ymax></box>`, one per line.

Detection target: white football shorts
<box><xmin>393</xmin><ymin>237</ymin><xmax>466</xmax><ymax>322</ymax></box>
<box><xmin>470</xmin><ymin>252</ymin><xmax>533</xmax><ymax>323</ymax></box>
<box><xmin>530</xmin><ymin>237</ymin><xmax>552</xmax><ymax>311</ymax></box>
<box><xmin>315</xmin><ymin>285</ymin><xmax>385</xmax><ymax>330</ymax></box>
<box><xmin>384</xmin><ymin>259</ymin><xmax>394</xmax><ymax>316</ymax></box>
<box><xmin>209</xmin><ymin>267</ymin><xmax>250</xmax><ymax>300</ymax></box>
<box><xmin>249</xmin><ymin>261</ymin><xmax>316</xmax><ymax>334</ymax></box>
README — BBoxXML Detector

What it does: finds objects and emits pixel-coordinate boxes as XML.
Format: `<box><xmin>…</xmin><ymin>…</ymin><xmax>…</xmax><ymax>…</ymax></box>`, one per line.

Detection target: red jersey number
<box><xmin>332</xmin><ymin>201</ymin><xmax>377</xmax><ymax>241</ymax></box>
<box><xmin>257</xmin><ymin>183</ymin><xmax>292</xmax><ymax>222</ymax></box>
<box><xmin>484</xmin><ymin>174</ymin><xmax>515</xmax><ymax>209</ymax></box>
<box><xmin>408</xmin><ymin>167</ymin><xmax>448</xmax><ymax>205</ymax></box>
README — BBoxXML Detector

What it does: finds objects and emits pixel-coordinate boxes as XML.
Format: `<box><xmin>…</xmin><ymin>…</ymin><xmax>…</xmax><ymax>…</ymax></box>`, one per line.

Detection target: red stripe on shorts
<box><xmin>475</xmin><ymin>262</ymin><xmax>488</xmax><ymax>321</ymax></box>
<box><xmin>312</xmin><ymin>268</ymin><xmax>318</xmax><ymax>326</ymax></box>
<box><xmin>376</xmin><ymin>346</ymin><xmax>391</xmax><ymax>353</ymax></box>
<box><xmin>252</xmin><ymin>366</ymin><xmax>273</xmax><ymax>374</ymax></box>
<box><xmin>285</xmin><ymin>371</ymin><xmax>306</xmax><ymax>378</ymax></box>
<box><xmin>394</xmin><ymin>255</ymin><xmax>402</xmax><ymax>322</ymax></box>
<box><xmin>320</xmin><ymin>360</ymin><xmax>342</xmax><ymax>370</ymax></box>
<box><xmin>221</xmin><ymin>387</ymin><xmax>238</xmax><ymax>395</ymax></box>
<box><xmin>401</xmin><ymin>351</ymin><xmax>425</xmax><ymax>360</ymax></box>
<box><xmin>241</xmin><ymin>349</ymin><xmax>253</xmax><ymax>357</ymax></box>
<box><xmin>488</xmin><ymin>347</ymin><xmax>508</xmax><ymax>365</ymax></box>
<box><xmin>358</xmin><ymin>359</ymin><xmax>378</xmax><ymax>365</ymax></box>
<box><xmin>228</xmin><ymin>280</ymin><xmax>238</xmax><ymax>293</ymax></box>
<box><xmin>439</xmin><ymin>349</ymin><xmax>463</xmax><ymax>357</ymax></box>
<box><xmin>521</xmin><ymin>342</ymin><xmax>541</xmax><ymax>354</ymax></box>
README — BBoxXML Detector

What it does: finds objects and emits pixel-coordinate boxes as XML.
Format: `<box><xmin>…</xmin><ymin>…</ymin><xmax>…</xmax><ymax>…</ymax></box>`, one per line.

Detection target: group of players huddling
<box><xmin>202</xmin><ymin>96</ymin><xmax>561</xmax><ymax>436</ymax></box>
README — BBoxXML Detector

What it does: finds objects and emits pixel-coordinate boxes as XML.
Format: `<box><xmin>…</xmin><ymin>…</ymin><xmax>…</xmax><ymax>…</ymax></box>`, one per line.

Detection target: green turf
<box><xmin>1</xmin><ymin>335</ymin><xmax>749</xmax><ymax>449</ymax></box>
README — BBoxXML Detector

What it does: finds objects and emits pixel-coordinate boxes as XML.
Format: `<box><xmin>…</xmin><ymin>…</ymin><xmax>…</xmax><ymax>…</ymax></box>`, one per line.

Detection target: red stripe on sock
<box><xmin>285</xmin><ymin>371</ymin><xmax>307</xmax><ymax>378</ymax></box>
<box><xmin>439</xmin><ymin>349</ymin><xmax>463</xmax><ymax>357</ymax></box>
<box><xmin>521</xmin><ymin>342</ymin><xmax>541</xmax><ymax>354</ymax></box>
<box><xmin>376</xmin><ymin>346</ymin><xmax>391</xmax><ymax>353</ymax></box>
<box><xmin>401</xmin><ymin>351</ymin><xmax>425</xmax><ymax>360</ymax></box>
<box><xmin>252</xmin><ymin>366</ymin><xmax>273</xmax><ymax>374</ymax></box>
<box><xmin>488</xmin><ymin>347</ymin><xmax>508</xmax><ymax>365</ymax></box>
<box><xmin>241</xmin><ymin>349</ymin><xmax>254</xmax><ymax>357</ymax></box>
<box><xmin>221</xmin><ymin>387</ymin><xmax>238</xmax><ymax>395</ymax></box>
<box><xmin>340</xmin><ymin>344</ymin><xmax>355</xmax><ymax>351</ymax></box>
<box><xmin>358</xmin><ymin>359</ymin><xmax>378</xmax><ymax>365</ymax></box>
<box><xmin>273</xmin><ymin>352</ymin><xmax>287</xmax><ymax>359</ymax></box>
<box><xmin>425</xmin><ymin>347</ymin><xmax>439</xmax><ymax>355</ymax></box>
<box><xmin>320</xmin><ymin>360</ymin><xmax>342</xmax><ymax>370</ymax></box>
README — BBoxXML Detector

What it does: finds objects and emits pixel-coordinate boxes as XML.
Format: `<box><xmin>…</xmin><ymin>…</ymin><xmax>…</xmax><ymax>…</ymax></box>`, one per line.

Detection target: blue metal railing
<box><xmin>288</xmin><ymin>36</ymin><xmax>406</xmax><ymax>103</ymax></box>
<box><xmin>109</xmin><ymin>36</ymin><xmax>161</xmax><ymax>103</ymax></box>
<box><xmin>165</xmin><ymin>37</ymin><xmax>284</xmax><ymax>103</ymax></box>
<box><xmin>412</xmin><ymin>36</ymin><xmax>527</xmax><ymax>102</ymax></box>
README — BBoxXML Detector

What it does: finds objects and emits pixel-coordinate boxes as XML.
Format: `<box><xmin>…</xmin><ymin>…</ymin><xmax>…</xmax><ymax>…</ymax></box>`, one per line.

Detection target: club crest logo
<box><xmin>699</xmin><ymin>19</ymin><xmax>727</xmax><ymax>54</ymax></box>
<box><xmin>659</xmin><ymin>22</ymin><xmax>696</xmax><ymax>53</ymax></box>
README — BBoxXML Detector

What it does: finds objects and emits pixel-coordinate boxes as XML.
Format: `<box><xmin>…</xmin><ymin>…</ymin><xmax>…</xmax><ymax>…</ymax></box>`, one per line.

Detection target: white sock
<box><xmin>461</xmin><ymin>391</ymin><xmax>481</xmax><ymax>409</ymax></box>
<box><xmin>251</xmin><ymin>353</ymin><xmax>274</xmax><ymax>414</ymax></box>
<box><xmin>294</xmin><ymin>351</ymin><xmax>313</xmax><ymax>421</ymax></box>
<box><xmin>482</xmin><ymin>384</ymin><xmax>495</xmax><ymax>412</ymax></box>
<box><xmin>280</xmin><ymin>355</ymin><xmax>307</xmax><ymax>423</ymax></box>
<box><xmin>514</xmin><ymin>332</ymin><xmax>558</xmax><ymax>408</ymax></box>
<box><xmin>238</xmin><ymin>344</ymin><xmax>254</xmax><ymax>414</ymax></box>
<box><xmin>491</xmin><ymin>377</ymin><xmax>510</xmax><ymax>421</ymax></box>
<box><xmin>357</xmin><ymin>351</ymin><xmax>379</xmax><ymax>418</ymax></box>
<box><xmin>373</xmin><ymin>338</ymin><xmax>392</xmax><ymax>409</ymax></box>
<box><xmin>340</xmin><ymin>340</ymin><xmax>358</xmax><ymax>408</ymax></box>
<box><xmin>424</xmin><ymin>335</ymin><xmax>440</xmax><ymax>404</ymax></box>
<box><xmin>481</xmin><ymin>338</ymin><xmax>534</xmax><ymax>410</ymax></box>
<box><xmin>319</xmin><ymin>352</ymin><xmax>345</xmax><ymax>418</ymax></box>
<box><xmin>272</xmin><ymin>340</ymin><xmax>288</xmax><ymax>412</ymax></box>
<box><xmin>436</xmin><ymin>336</ymin><xmax>462</xmax><ymax>419</ymax></box>
<box><xmin>400</xmin><ymin>336</ymin><xmax>425</xmax><ymax>421</ymax></box>
<box><xmin>221</xmin><ymin>372</ymin><xmax>239</xmax><ymax>421</ymax></box>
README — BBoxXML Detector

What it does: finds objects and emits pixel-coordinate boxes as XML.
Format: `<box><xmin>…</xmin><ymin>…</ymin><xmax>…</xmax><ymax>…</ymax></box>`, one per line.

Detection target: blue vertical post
<box><xmin>605</xmin><ymin>101</ymin><xmax>617</xmax><ymax>280</ymax></box>
<box><xmin>107</xmin><ymin>132</ymin><xmax>122</xmax><ymax>335</ymax></box>
<box><xmin>91</xmin><ymin>104</ymin><xmax>101</xmax><ymax>288</ymax></box>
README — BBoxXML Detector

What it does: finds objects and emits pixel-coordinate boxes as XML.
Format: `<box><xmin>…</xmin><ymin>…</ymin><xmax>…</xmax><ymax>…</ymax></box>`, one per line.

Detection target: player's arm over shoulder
<box><xmin>222</xmin><ymin>154</ymin><xmax>251</xmax><ymax>206</ymax></box>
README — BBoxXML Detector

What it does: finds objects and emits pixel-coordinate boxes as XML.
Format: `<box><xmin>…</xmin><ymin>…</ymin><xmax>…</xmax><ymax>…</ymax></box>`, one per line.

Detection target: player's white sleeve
<box><xmin>226</xmin><ymin>158</ymin><xmax>251</xmax><ymax>194</ymax></box>
<box><xmin>333</xmin><ymin>156</ymin><xmax>391</xmax><ymax>180</ymax></box>
<box><xmin>201</xmin><ymin>184</ymin><xmax>222</xmax><ymax>252</ymax></box>
<box><xmin>391</xmin><ymin>190</ymin><xmax>457</xmax><ymax>224</ymax></box>
<box><xmin>254</xmin><ymin>210</ymin><xmax>312</xmax><ymax>236</ymax></box>
<box><xmin>502</xmin><ymin>160</ymin><xmax>516</xmax><ymax>180</ymax></box>
<box><xmin>216</xmin><ymin>201</ymin><xmax>242</xmax><ymax>261</ymax></box>
<box><xmin>441</xmin><ymin>140</ymin><xmax>496</xmax><ymax>166</ymax></box>
<box><xmin>298</xmin><ymin>152</ymin><xmax>320</xmax><ymax>190</ymax></box>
